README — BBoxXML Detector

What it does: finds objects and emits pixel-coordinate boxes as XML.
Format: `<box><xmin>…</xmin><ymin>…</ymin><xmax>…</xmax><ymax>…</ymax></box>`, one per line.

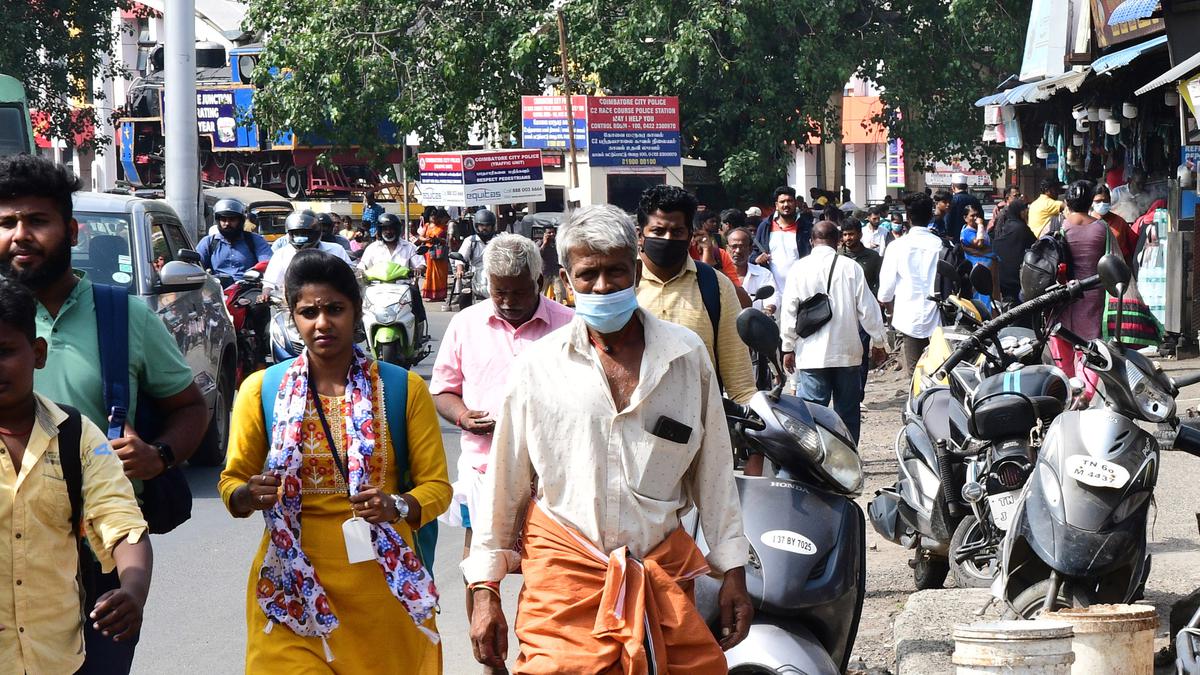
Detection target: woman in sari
<box><xmin>219</xmin><ymin>249</ymin><xmax>451</xmax><ymax>673</ymax></box>
<box><xmin>420</xmin><ymin>208</ymin><xmax>451</xmax><ymax>302</ymax></box>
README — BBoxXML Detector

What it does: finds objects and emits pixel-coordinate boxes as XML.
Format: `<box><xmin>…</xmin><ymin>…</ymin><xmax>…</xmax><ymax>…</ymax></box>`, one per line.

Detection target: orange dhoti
<box><xmin>514</xmin><ymin>502</ymin><xmax>727</xmax><ymax>675</ymax></box>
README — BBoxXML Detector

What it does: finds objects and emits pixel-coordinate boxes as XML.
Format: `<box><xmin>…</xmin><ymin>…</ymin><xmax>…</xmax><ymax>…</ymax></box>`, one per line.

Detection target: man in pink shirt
<box><xmin>430</xmin><ymin>233</ymin><xmax>573</xmax><ymax>622</ymax></box>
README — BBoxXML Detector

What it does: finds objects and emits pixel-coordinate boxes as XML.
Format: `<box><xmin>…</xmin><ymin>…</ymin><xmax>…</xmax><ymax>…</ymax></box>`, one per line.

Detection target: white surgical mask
<box><xmin>1094</xmin><ymin>202</ymin><xmax>1111</xmax><ymax>216</ymax></box>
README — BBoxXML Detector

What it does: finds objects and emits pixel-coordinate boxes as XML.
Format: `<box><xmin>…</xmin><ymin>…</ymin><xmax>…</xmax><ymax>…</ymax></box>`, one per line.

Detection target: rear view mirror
<box><xmin>754</xmin><ymin>285</ymin><xmax>775</xmax><ymax>301</ymax></box>
<box><xmin>448</xmin><ymin>252</ymin><xmax>466</xmax><ymax>264</ymax></box>
<box><xmin>736</xmin><ymin>308</ymin><xmax>782</xmax><ymax>355</ymax></box>
<box><xmin>158</xmin><ymin>260</ymin><xmax>207</xmax><ymax>290</ymax></box>
<box><xmin>1097</xmin><ymin>254</ymin><xmax>1131</xmax><ymax>297</ymax></box>
<box><xmin>937</xmin><ymin>260</ymin><xmax>959</xmax><ymax>279</ymax></box>
<box><xmin>177</xmin><ymin>248</ymin><xmax>202</xmax><ymax>265</ymax></box>
<box><xmin>969</xmin><ymin>263</ymin><xmax>993</xmax><ymax>297</ymax></box>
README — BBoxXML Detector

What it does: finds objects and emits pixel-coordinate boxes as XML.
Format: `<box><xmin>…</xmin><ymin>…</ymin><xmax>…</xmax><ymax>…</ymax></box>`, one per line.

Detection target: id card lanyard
<box><xmin>311</xmin><ymin>383</ymin><xmax>375</xmax><ymax>564</ymax></box>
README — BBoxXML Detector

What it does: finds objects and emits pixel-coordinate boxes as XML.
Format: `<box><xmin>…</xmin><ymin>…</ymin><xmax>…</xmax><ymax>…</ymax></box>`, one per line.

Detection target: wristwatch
<box><xmin>390</xmin><ymin>494</ymin><xmax>410</xmax><ymax>523</ymax></box>
<box><xmin>154</xmin><ymin>442</ymin><xmax>176</xmax><ymax>470</ymax></box>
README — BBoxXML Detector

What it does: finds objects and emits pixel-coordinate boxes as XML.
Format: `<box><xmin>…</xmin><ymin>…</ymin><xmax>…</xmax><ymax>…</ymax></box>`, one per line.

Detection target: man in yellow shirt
<box><xmin>0</xmin><ymin>277</ymin><xmax>151</xmax><ymax>674</ymax></box>
<box><xmin>1027</xmin><ymin>177</ymin><xmax>1065</xmax><ymax>237</ymax></box>
<box><xmin>634</xmin><ymin>186</ymin><xmax>757</xmax><ymax>405</ymax></box>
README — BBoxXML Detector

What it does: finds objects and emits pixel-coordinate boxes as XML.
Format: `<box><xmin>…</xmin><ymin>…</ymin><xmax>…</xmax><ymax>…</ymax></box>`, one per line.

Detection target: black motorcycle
<box><xmin>691</xmin><ymin>308</ymin><xmax>865</xmax><ymax>674</ymax></box>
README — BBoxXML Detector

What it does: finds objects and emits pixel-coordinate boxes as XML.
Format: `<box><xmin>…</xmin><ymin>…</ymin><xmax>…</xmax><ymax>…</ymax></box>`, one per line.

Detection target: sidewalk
<box><xmin>890</xmin><ymin>352</ymin><xmax>1200</xmax><ymax>673</ymax></box>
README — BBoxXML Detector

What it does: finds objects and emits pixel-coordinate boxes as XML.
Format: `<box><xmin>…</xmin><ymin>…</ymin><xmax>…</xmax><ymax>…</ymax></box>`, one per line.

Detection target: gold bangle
<box><xmin>469</xmin><ymin>583</ymin><xmax>502</xmax><ymax>600</ymax></box>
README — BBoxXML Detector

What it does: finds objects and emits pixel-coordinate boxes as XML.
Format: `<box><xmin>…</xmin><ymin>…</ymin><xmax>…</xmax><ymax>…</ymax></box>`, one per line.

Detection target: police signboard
<box><xmin>521</xmin><ymin>95</ymin><xmax>588</xmax><ymax>150</ymax></box>
<box><xmin>585</xmin><ymin>96</ymin><xmax>681</xmax><ymax>167</ymax></box>
<box><xmin>418</xmin><ymin>149</ymin><xmax>545</xmax><ymax>207</ymax></box>
<box><xmin>519</xmin><ymin>95</ymin><xmax>681</xmax><ymax>167</ymax></box>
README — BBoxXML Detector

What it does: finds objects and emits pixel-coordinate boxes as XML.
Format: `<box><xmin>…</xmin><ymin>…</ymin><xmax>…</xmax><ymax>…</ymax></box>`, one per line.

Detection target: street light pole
<box><xmin>557</xmin><ymin>9</ymin><xmax>581</xmax><ymax>199</ymax></box>
<box><xmin>165</xmin><ymin>0</ymin><xmax>199</xmax><ymax>238</ymax></box>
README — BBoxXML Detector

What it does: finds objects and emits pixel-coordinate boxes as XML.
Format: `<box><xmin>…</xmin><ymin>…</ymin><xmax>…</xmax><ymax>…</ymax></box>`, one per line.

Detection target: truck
<box><xmin>117</xmin><ymin>43</ymin><xmax>402</xmax><ymax>199</ymax></box>
<box><xmin>0</xmin><ymin>74</ymin><xmax>35</xmax><ymax>157</ymax></box>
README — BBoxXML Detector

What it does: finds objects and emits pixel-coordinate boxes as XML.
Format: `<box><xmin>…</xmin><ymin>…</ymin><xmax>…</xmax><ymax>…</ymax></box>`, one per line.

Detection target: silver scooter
<box><xmin>691</xmin><ymin>308</ymin><xmax>866</xmax><ymax>674</ymax></box>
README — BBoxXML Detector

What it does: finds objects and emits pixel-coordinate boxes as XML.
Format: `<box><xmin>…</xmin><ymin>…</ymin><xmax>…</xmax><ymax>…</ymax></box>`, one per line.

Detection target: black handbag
<box><xmin>794</xmin><ymin>255</ymin><xmax>838</xmax><ymax>338</ymax></box>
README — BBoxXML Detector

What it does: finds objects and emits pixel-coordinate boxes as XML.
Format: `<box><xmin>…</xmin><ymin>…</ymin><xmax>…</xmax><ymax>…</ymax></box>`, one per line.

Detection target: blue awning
<box><xmin>1108</xmin><ymin>0</ymin><xmax>1160</xmax><ymax>26</ymax></box>
<box><xmin>1092</xmin><ymin>35</ymin><xmax>1168</xmax><ymax>74</ymax></box>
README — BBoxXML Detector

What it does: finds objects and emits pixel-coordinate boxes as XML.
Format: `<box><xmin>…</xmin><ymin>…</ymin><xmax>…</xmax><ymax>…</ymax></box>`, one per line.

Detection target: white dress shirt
<box><xmin>262</xmin><ymin>241</ymin><xmax>352</xmax><ymax>292</ymax></box>
<box><xmin>739</xmin><ymin>262</ymin><xmax>777</xmax><ymax>311</ymax></box>
<box><xmin>780</xmin><ymin>246</ymin><xmax>886</xmax><ymax>367</ymax></box>
<box><xmin>456</xmin><ymin>235</ymin><xmax>488</xmax><ymax>272</ymax></box>
<box><xmin>357</xmin><ymin>239</ymin><xmax>425</xmax><ymax>271</ymax></box>
<box><xmin>767</xmin><ymin>223</ymin><xmax>801</xmax><ymax>292</ymax></box>
<box><xmin>462</xmin><ymin>309</ymin><xmax>749</xmax><ymax>584</ymax></box>
<box><xmin>878</xmin><ymin>226</ymin><xmax>943</xmax><ymax>339</ymax></box>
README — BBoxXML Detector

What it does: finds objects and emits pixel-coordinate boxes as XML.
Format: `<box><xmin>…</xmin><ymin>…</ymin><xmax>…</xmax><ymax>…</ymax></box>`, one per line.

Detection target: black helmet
<box><xmin>377</xmin><ymin>212</ymin><xmax>402</xmax><ymax>231</ymax></box>
<box><xmin>314</xmin><ymin>212</ymin><xmax>336</xmax><ymax>230</ymax></box>
<box><xmin>213</xmin><ymin>198</ymin><xmax>247</xmax><ymax>222</ymax></box>
<box><xmin>474</xmin><ymin>208</ymin><xmax>497</xmax><ymax>228</ymax></box>
<box><xmin>285</xmin><ymin>212</ymin><xmax>317</xmax><ymax>233</ymax></box>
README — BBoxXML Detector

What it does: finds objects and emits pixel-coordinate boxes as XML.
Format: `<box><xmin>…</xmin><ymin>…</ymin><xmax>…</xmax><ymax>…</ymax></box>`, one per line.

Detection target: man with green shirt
<box><xmin>0</xmin><ymin>154</ymin><xmax>207</xmax><ymax>674</ymax></box>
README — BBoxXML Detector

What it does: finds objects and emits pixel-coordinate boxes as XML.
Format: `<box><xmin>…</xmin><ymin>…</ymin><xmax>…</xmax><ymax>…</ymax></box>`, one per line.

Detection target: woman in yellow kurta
<box><xmin>219</xmin><ymin>249</ymin><xmax>451</xmax><ymax>673</ymax></box>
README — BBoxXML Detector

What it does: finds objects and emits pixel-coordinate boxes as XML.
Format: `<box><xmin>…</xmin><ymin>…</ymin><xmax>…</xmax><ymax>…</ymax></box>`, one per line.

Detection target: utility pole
<box><xmin>165</xmin><ymin>0</ymin><xmax>199</xmax><ymax>238</ymax></box>
<box><xmin>557</xmin><ymin>10</ymin><xmax>581</xmax><ymax>200</ymax></box>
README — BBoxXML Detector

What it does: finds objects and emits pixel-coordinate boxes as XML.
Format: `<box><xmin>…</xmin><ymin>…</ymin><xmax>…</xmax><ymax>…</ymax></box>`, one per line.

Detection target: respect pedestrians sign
<box><xmin>418</xmin><ymin>149</ymin><xmax>546</xmax><ymax>207</ymax></box>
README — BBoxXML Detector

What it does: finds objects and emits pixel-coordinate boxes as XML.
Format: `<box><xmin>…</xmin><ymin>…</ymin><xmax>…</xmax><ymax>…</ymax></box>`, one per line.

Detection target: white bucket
<box><xmin>953</xmin><ymin>620</ymin><xmax>1075</xmax><ymax>674</ymax></box>
<box><xmin>1044</xmin><ymin>604</ymin><xmax>1157</xmax><ymax>675</ymax></box>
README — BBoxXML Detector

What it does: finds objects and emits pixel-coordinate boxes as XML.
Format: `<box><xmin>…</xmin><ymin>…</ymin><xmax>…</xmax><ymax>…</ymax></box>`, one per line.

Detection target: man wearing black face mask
<box><xmin>455</xmin><ymin>208</ymin><xmax>496</xmax><ymax>282</ymax></box>
<box><xmin>635</xmin><ymin>185</ymin><xmax>756</xmax><ymax>405</ymax></box>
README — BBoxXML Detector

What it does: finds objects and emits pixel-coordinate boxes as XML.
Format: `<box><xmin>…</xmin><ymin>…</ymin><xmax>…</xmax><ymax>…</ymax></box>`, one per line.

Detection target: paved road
<box><xmin>133</xmin><ymin>305</ymin><xmax>518</xmax><ymax>674</ymax></box>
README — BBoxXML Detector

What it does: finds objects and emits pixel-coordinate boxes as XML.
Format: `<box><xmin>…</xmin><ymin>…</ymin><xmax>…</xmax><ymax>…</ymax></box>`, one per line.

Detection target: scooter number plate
<box><xmin>987</xmin><ymin>491</ymin><xmax>1020</xmax><ymax>531</ymax></box>
<box><xmin>1065</xmin><ymin>455</ymin><xmax>1130</xmax><ymax>489</ymax></box>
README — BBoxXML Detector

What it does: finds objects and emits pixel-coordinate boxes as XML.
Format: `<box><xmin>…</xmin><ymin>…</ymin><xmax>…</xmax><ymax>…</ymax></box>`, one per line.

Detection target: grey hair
<box><xmin>557</xmin><ymin>204</ymin><xmax>638</xmax><ymax>269</ymax></box>
<box><xmin>483</xmin><ymin>233</ymin><xmax>543</xmax><ymax>280</ymax></box>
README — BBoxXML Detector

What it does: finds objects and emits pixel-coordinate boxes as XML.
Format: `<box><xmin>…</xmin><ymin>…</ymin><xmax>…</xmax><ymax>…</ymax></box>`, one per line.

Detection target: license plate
<box><xmin>1065</xmin><ymin>455</ymin><xmax>1130</xmax><ymax>489</ymax></box>
<box><xmin>987</xmin><ymin>491</ymin><xmax>1020</xmax><ymax>531</ymax></box>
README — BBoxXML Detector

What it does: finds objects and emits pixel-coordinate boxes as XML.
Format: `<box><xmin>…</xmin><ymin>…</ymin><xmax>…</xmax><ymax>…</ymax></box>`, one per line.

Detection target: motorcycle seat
<box><xmin>916</xmin><ymin>386</ymin><xmax>953</xmax><ymax>442</ymax></box>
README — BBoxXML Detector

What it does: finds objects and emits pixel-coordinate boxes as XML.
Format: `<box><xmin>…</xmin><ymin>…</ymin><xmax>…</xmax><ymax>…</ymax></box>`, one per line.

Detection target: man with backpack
<box><xmin>635</xmin><ymin>185</ymin><xmax>757</xmax><ymax>405</ymax></box>
<box><xmin>879</xmin><ymin>193</ymin><xmax>945</xmax><ymax>374</ymax></box>
<box><xmin>0</xmin><ymin>276</ymin><xmax>152</xmax><ymax>674</ymax></box>
<box><xmin>0</xmin><ymin>155</ymin><xmax>207</xmax><ymax>674</ymax></box>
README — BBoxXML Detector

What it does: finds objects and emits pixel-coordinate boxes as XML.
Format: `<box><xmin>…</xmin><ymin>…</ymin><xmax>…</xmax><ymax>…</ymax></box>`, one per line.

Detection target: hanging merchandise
<box><xmin>1165</xmin><ymin>90</ymin><xmax>1179</xmax><ymax>106</ymax></box>
<box><xmin>1105</xmin><ymin>118</ymin><xmax>1122</xmax><ymax>135</ymax></box>
<box><xmin>1087</xmin><ymin>106</ymin><xmax>1100</xmax><ymax>121</ymax></box>
<box><xmin>1123</xmin><ymin>103</ymin><xmax>1138</xmax><ymax>119</ymax></box>
<box><xmin>1073</xmin><ymin>134</ymin><xmax>1084</xmax><ymax>146</ymax></box>
<box><xmin>1098</xmin><ymin>107</ymin><xmax>1113</xmax><ymax>121</ymax></box>
<box><xmin>1137</xmin><ymin>209</ymin><xmax>1169</xmax><ymax>327</ymax></box>
<box><xmin>1077</xmin><ymin>118</ymin><xmax>1090</xmax><ymax>132</ymax></box>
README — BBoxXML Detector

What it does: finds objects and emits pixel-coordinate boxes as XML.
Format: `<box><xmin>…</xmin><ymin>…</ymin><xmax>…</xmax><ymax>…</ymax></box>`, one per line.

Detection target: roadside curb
<box><xmin>893</xmin><ymin>588</ymin><xmax>999</xmax><ymax>674</ymax></box>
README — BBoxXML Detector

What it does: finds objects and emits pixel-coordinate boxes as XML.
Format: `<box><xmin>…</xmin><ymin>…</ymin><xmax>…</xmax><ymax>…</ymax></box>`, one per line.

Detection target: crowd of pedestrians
<box><xmin>0</xmin><ymin>151</ymin><xmax>1166</xmax><ymax>674</ymax></box>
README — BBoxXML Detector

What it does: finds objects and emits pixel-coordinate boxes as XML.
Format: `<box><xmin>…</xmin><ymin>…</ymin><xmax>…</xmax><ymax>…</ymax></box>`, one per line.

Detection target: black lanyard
<box><xmin>311</xmin><ymin>385</ymin><xmax>352</xmax><ymax>497</ymax></box>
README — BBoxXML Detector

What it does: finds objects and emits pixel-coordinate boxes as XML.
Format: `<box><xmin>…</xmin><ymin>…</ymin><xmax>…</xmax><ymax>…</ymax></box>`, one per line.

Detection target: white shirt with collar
<box><xmin>456</xmin><ymin>234</ymin><xmax>488</xmax><ymax>271</ymax></box>
<box><xmin>878</xmin><ymin>225</ymin><xmax>943</xmax><ymax>339</ymax></box>
<box><xmin>357</xmin><ymin>239</ymin><xmax>425</xmax><ymax>271</ymax></box>
<box><xmin>262</xmin><ymin>241</ymin><xmax>352</xmax><ymax>292</ymax></box>
<box><xmin>779</xmin><ymin>246</ymin><xmax>886</xmax><ymax>368</ymax></box>
<box><xmin>739</xmin><ymin>262</ymin><xmax>777</xmax><ymax>311</ymax></box>
<box><xmin>462</xmin><ymin>309</ymin><xmax>749</xmax><ymax>583</ymax></box>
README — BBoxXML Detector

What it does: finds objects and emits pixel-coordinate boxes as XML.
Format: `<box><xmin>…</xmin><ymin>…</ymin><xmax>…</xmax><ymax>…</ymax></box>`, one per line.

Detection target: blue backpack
<box><xmin>260</xmin><ymin>359</ymin><xmax>438</xmax><ymax>571</ymax></box>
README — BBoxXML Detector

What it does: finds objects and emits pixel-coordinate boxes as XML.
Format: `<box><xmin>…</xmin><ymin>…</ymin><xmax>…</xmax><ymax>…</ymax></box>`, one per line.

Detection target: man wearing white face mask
<box><xmin>465</xmin><ymin>204</ymin><xmax>753</xmax><ymax>673</ymax></box>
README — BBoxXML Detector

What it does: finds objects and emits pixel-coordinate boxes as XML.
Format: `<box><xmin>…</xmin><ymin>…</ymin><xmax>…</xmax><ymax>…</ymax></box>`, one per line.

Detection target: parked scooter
<box><xmin>691</xmin><ymin>308</ymin><xmax>865</xmax><ymax>674</ymax></box>
<box><xmin>221</xmin><ymin>260</ymin><xmax>270</xmax><ymax>385</ymax></box>
<box><xmin>361</xmin><ymin>260</ymin><xmax>431</xmax><ymax>368</ymax></box>
<box><xmin>933</xmin><ymin>255</ymin><xmax>1200</xmax><ymax>617</ymax></box>
<box><xmin>447</xmin><ymin>251</ymin><xmax>488</xmax><ymax>311</ymax></box>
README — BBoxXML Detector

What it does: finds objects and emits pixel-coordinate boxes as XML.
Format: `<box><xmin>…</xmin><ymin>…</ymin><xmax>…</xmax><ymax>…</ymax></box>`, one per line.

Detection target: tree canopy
<box><xmin>0</xmin><ymin>0</ymin><xmax>129</xmax><ymax>151</ymax></box>
<box><xmin>244</xmin><ymin>0</ymin><xmax>1032</xmax><ymax>197</ymax></box>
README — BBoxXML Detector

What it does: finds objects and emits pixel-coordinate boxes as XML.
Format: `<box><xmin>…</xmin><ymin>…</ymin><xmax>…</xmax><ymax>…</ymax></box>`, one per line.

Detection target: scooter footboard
<box><xmin>723</xmin><ymin>620</ymin><xmax>840</xmax><ymax>675</ymax></box>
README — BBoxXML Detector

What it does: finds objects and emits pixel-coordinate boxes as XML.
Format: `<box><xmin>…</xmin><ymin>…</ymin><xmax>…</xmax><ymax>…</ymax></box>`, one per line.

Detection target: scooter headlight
<box><xmin>816</xmin><ymin>426</ymin><xmax>864</xmax><ymax>495</ymax></box>
<box><xmin>1036</xmin><ymin>463</ymin><xmax>1066</xmax><ymax>522</ymax></box>
<box><xmin>373</xmin><ymin>305</ymin><xmax>400</xmax><ymax>324</ymax></box>
<box><xmin>1126</xmin><ymin>360</ymin><xmax>1174</xmax><ymax>422</ymax></box>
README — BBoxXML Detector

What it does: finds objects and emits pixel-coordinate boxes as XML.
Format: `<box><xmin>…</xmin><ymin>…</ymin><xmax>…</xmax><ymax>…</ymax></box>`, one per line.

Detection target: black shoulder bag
<box><xmin>794</xmin><ymin>255</ymin><xmax>838</xmax><ymax>339</ymax></box>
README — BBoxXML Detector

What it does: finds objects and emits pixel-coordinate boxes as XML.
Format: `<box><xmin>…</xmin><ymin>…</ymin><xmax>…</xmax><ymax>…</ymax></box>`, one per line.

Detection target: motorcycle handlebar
<box><xmin>723</xmin><ymin>398</ymin><xmax>765</xmax><ymax>431</ymax></box>
<box><xmin>1174</xmin><ymin>372</ymin><xmax>1200</xmax><ymax>389</ymax></box>
<box><xmin>934</xmin><ymin>275</ymin><xmax>1101</xmax><ymax>380</ymax></box>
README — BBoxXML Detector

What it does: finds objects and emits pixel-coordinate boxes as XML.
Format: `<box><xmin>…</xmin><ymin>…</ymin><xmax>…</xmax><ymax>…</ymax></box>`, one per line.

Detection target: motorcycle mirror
<box><xmin>448</xmin><ymin>252</ymin><xmax>466</xmax><ymax>264</ymax></box>
<box><xmin>753</xmin><ymin>285</ymin><xmax>775</xmax><ymax>301</ymax></box>
<box><xmin>936</xmin><ymin>260</ymin><xmax>958</xmax><ymax>280</ymax></box>
<box><xmin>737</xmin><ymin>308</ymin><xmax>782</xmax><ymax>355</ymax></box>
<box><xmin>968</xmin><ymin>263</ymin><xmax>993</xmax><ymax>297</ymax></box>
<box><xmin>1097</xmin><ymin>254</ymin><xmax>1131</xmax><ymax>298</ymax></box>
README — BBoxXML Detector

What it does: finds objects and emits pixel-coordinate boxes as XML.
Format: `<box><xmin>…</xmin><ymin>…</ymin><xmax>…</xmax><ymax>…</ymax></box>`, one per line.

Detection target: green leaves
<box><xmin>244</xmin><ymin>0</ymin><xmax>1030</xmax><ymax>195</ymax></box>
<box><xmin>0</xmin><ymin>0</ymin><xmax>130</xmax><ymax>152</ymax></box>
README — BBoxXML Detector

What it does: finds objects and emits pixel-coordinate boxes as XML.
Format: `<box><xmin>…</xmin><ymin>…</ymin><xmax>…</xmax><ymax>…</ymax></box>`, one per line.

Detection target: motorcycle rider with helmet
<box><xmin>358</xmin><ymin>212</ymin><xmax>429</xmax><ymax>324</ymax></box>
<box><xmin>261</xmin><ymin>211</ymin><xmax>352</xmax><ymax>299</ymax></box>
<box><xmin>196</xmin><ymin>198</ymin><xmax>272</xmax><ymax>286</ymax></box>
<box><xmin>451</xmin><ymin>208</ymin><xmax>497</xmax><ymax>309</ymax></box>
